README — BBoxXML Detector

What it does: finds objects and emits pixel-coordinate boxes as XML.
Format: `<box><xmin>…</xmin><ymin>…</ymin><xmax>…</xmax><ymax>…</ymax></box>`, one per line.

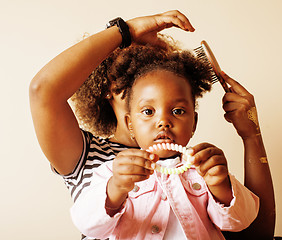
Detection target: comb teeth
<box><xmin>147</xmin><ymin>143</ymin><xmax>193</xmax><ymax>175</ymax></box>
<box><xmin>193</xmin><ymin>46</ymin><xmax>219</xmax><ymax>84</ymax></box>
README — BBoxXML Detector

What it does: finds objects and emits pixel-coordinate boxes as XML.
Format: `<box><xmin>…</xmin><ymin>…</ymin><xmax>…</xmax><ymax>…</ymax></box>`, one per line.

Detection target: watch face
<box><xmin>106</xmin><ymin>17</ymin><xmax>122</xmax><ymax>29</ymax></box>
<box><xmin>106</xmin><ymin>22</ymin><xmax>112</xmax><ymax>28</ymax></box>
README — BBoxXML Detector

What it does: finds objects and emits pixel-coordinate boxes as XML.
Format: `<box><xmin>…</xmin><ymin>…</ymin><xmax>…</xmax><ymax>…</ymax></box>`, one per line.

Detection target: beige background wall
<box><xmin>1</xmin><ymin>0</ymin><xmax>281</xmax><ymax>239</ymax></box>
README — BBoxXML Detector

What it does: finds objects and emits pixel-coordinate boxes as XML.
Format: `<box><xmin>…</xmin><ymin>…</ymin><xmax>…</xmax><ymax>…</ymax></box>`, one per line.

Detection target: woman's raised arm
<box><xmin>29</xmin><ymin>10</ymin><xmax>195</xmax><ymax>175</ymax></box>
<box><xmin>221</xmin><ymin>72</ymin><xmax>275</xmax><ymax>239</ymax></box>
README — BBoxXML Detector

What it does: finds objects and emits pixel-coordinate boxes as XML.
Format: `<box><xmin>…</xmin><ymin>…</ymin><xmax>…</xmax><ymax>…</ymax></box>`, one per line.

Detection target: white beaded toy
<box><xmin>147</xmin><ymin>143</ymin><xmax>193</xmax><ymax>175</ymax></box>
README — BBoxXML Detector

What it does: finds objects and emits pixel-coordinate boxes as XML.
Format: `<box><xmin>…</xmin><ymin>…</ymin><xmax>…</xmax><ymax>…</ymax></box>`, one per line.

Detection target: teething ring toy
<box><xmin>147</xmin><ymin>143</ymin><xmax>193</xmax><ymax>175</ymax></box>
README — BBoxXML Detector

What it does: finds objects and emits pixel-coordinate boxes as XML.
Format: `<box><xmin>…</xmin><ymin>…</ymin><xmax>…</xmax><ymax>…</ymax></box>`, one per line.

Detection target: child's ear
<box><xmin>125</xmin><ymin>113</ymin><xmax>135</xmax><ymax>140</ymax></box>
<box><xmin>125</xmin><ymin>114</ymin><xmax>133</xmax><ymax>132</ymax></box>
<box><xmin>192</xmin><ymin>112</ymin><xmax>198</xmax><ymax>135</ymax></box>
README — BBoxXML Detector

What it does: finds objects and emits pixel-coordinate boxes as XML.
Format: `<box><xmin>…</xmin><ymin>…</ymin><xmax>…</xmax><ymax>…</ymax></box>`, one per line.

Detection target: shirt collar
<box><xmin>156</xmin><ymin>156</ymin><xmax>182</xmax><ymax>168</ymax></box>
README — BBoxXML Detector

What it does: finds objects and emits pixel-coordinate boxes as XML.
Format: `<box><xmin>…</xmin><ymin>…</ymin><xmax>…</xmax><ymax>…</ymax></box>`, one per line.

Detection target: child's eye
<box><xmin>141</xmin><ymin>109</ymin><xmax>154</xmax><ymax>116</ymax></box>
<box><xmin>172</xmin><ymin>108</ymin><xmax>185</xmax><ymax>115</ymax></box>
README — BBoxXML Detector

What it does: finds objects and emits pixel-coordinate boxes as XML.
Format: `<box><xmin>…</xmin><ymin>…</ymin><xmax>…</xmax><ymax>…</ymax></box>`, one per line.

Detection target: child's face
<box><xmin>127</xmin><ymin>70</ymin><xmax>197</xmax><ymax>158</ymax></box>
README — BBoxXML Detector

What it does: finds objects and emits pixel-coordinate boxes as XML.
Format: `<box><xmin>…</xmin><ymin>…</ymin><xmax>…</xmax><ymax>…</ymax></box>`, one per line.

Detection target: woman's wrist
<box><xmin>241</xmin><ymin>131</ymin><xmax>262</xmax><ymax>141</ymax></box>
<box><xmin>106</xmin><ymin>17</ymin><xmax>131</xmax><ymax>48</ymax></box>
<box><xmin>242</xmin><ymin>131</ymin><xmax>269</xmax><ymax>165</ymax></box>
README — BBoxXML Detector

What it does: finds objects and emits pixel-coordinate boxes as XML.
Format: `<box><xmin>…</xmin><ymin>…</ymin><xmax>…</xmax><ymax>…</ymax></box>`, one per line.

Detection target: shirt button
<box><xmin>192</xmin><ymin>182</ymin><xmax>201</xmax><ymax>190</ymax></box>
<box><xmin>161</xmin><ymin>193</ymin><xmax>167</xmax><ymax>201</ymax></box>
<box><xmin>132</xmin><ymin>185</ymin><xmax>140</xmax><ymax>192</ymax></box>
<box><xmin>151</xmin><ymin>225</ymin><xmax>160</xmax><ymax>234</ymax></box>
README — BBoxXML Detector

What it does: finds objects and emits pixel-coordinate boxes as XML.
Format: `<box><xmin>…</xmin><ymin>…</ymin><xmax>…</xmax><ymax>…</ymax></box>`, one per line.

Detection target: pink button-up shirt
<box><xmin>71</xmin><ymin>160</ymin><xmax>259</xmax><ymax>240</ymax></box>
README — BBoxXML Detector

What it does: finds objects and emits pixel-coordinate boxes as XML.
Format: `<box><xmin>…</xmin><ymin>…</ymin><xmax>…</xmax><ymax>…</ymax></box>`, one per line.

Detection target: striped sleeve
<box><xmin>50</xmin><ymin>129</ymin><xmax>92</xmax><ymax>178</ymax></box>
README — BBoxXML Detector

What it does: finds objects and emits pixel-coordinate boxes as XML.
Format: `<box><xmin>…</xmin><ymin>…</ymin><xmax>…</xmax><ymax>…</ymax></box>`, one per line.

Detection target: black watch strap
<box><xmin>106</xmin><ymin>17</ymin><xmax>131</xmax><ymax>49</ymax></box>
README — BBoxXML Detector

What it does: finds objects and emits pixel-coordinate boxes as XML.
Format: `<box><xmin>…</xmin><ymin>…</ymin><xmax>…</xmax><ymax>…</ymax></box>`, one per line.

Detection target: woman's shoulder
<box><xmin>81</xmin><ymin>129</ymin><xmax>129</xmax><ymax>153</ymax></box>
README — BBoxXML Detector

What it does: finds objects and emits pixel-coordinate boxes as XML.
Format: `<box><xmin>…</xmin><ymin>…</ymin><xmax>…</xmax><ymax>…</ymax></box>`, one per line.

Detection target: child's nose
<box><xmin>157</xmin><ymin>118</ymin><xmax>172</xmax><ymax>129</ymax></box>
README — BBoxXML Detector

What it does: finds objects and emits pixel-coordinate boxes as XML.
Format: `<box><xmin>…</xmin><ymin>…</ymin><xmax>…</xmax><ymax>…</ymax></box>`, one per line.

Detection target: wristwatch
<box><xmin>106</xmin><ymin>17</ymin><xmax>131</xmax><ymax>49</ymax></box>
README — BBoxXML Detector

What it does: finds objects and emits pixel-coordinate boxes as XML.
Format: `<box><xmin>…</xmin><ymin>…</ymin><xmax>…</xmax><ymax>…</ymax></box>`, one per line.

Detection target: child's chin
<box><xmin>156</xmin><ymin>149</ymin><xmax>178</xmax><ymax>159</ymax></box>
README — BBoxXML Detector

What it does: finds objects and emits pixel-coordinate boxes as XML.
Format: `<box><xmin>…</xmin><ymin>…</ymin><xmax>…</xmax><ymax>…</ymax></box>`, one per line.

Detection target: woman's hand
<box><xmin>221</xmin><ymin>71</ymin><xmax>259</xmax><ymax>139</ymax></box>
<box><xmin>126</xmin><ymin>10</ymin><xmax>195</xmax><ymax>47</ymax></box>
<box><xmin>191</xmin><ymin>142</ymin><xmax>232</xmax><ymax>205</ymax></box>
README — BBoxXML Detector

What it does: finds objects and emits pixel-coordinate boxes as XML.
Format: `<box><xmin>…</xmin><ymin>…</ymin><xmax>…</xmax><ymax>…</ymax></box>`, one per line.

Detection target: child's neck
<box><xmin>112</xmin><ymin>126</ymin><xmax>138</xmax><ymax>147</ymax></box>
<box><xmin>158</xmin><ymin>153</ymin><xmax>181</xmax><ymax>160</ymax></box>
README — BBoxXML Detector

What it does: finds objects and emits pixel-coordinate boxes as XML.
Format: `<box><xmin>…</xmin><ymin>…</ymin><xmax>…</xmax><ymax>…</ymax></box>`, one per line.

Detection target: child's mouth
<box><xmin>154</xmin><ymin>131</ymin><xmax>174</xmax><ymax>143</ymax></box>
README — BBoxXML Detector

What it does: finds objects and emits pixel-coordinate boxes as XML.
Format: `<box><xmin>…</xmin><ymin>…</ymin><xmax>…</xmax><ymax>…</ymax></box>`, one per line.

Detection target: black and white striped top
<box><xmin>61</xmin><ymin>129</ymin><xmax>129</xmax><ymax>203</ymax></box>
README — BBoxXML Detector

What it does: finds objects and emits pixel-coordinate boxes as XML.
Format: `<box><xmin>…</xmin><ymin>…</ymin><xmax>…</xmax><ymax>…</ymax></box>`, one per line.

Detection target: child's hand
<box><xmin>191</xmin><ymin>143</ymin><xmax>232</xmax><ymax>205</ymax></box>
<box><xmin>126</xmin><ymin>10</ymin><xmax>195</xmax><ymax>48</ymax></box>
<box><xmin>191</xmin><ymin>143</ymin><xmax>229</xmax><ymax>186</ymax></box>
<box><xmin>221</xmin><ymin>71</ymin><xmax>259</xmax><ymax>139</ymax></box>
<box><xmin>111</xmin><ymin>149</ymin><xmax>158</xmax><ymax>194</ymax></box>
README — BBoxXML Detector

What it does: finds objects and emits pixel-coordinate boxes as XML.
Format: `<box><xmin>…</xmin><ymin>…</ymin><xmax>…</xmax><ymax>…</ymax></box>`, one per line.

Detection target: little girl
<box><xmin>70</xmin><ymin>49</ymin><xmax>259</xmax><ymax>240</ymax></box>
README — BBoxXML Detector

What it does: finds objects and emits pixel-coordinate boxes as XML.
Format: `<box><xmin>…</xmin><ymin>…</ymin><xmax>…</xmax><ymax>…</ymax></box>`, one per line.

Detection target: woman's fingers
<box><xmin>221</xmin><ymin>71</ymin><xmax>251</xmax><ymax>96</ymax></box>
<box><xmin>222</xmin><ymin>98</ymin><xmax>250</xmax><ymax>113</ymax></box>
<box><xmin>160</xmin><ymin>10</ymin><xmax>195</xmax><ymax>31</ymax></box>
<box><xmin>127</xmin><ymin>10</ymin><xmax>194</xmax><ymax>41</ymax></box>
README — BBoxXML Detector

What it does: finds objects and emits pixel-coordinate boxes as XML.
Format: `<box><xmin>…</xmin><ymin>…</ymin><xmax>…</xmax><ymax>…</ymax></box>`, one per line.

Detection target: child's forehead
<box><xmin>131</xmin><ymin>70</ymin><xmax>194</xmax><ymax>103</ymax></box>
<box><xmin>133</xmin><ymin>70</ymin><xmax>191</xmax><ymax>91</ymax></box>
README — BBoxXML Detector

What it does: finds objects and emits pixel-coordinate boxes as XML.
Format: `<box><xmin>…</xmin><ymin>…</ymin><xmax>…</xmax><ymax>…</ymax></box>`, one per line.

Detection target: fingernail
<box><xmin>151</xmin><ymin>163</ymin><xmax>156</xmax><ymax>170</ymax></box>
<box><xmin>149</xmin><ymin>154</ymin><xmax>155</xmax><ymax>160</ymax></box>
<box><xmin>221</xmin><ymin>71</ymin><xmax>228</xmax><ymax>77</ymax></box>
<box><xmin>188</xmin><ymin>26</ymin><xmax>195</xmax><ymax>32</ymax></box>
<box><xmin>186</xmin><ymin>147</ymin><xmax>194</xmax><ymax>155</ymax></box>
<box><xmin>189</xmin><ymin>156</ymin><xmax>195</xmax><ymax>164</ymax></box>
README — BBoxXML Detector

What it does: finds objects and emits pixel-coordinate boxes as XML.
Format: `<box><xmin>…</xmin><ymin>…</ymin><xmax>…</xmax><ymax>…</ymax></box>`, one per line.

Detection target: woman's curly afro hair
<box><xmin>71</xmin><ymin>41</ymin><xmax>213</xmax><ymax>138</ymax></box>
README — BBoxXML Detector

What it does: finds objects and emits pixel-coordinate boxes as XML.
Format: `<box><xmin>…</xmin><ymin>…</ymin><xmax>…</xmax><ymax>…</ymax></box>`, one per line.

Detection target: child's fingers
<box><xmin>115</xmin><ymin>162</ymin><xmax>154</xmax><ymax>176</ymax></box>
<box><xmin>203</xmin><ymin>167</ymin><xmax>229</xmax><ymax>186</ymax></box>
<box><xmin>113</xmin><ymin>150</ymin><xmax>157</xmax><ymax>189</ymax></box>
<box><xmin>115</xmin><ymin>149</ymin><xmax>158</xmax><ymax>170</ymax></box>
<box><xmin>190</xmin><ymin>143</ymin><xmax>223</xmax><ymax>166</ymax></box>
<box><xmin>190</xmin><ymin>142</ymin><xmax>217</xmax><ymax>157</ymax></box>
<box><xmin>117</xmin><ymin>173</ymin><xmax>151</xmax><ymax>185</ymax></box>
<box><xmin>190</xmin><ymin>143</ymin><xmax>228</xmax><ymax>184</ymax></box>
<box><xmin>112</xmin><ymin>174</ymin><xmax>150</xmax><ymax>192</ymax></box>
<box><xmin>197</xmin><ymin>155</ymin><xmax>227</xmax><ymax>177</ymax></box>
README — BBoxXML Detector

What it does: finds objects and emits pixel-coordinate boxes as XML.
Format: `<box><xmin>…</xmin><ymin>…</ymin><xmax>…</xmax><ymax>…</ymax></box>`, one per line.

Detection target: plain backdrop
<box><xmin>1</xmin><ymin>0</ymin><xmax>281</xmax><ymax>239</ymax></box>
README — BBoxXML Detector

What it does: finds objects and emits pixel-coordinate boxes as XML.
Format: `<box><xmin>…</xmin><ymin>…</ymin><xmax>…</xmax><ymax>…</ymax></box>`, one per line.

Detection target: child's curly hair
<box><xmin>71</xmin><ymin>38</ymin><xmax>213</xmax><ymax>138</ymax></box>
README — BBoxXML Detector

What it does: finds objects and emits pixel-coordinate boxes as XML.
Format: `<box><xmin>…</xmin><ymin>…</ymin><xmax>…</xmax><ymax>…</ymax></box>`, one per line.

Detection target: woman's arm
<box><xmin>29</xmin><ymin>27</ymin><xmax>123</xmax><ymax>175</ymax></box>
<box><xmin>29</xmin><ymin>10</ymin><xmax>194</xmax><ymax>175</ymax></box>
<box><xmin>240</xmin><ymin>131</ymin><xmax>275</xmax><ymax>238</ymax></box>
<box><xmin>221</xmin><ymin>72</ymin><xmax>275</xmax><ymax>239</ymax></box>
